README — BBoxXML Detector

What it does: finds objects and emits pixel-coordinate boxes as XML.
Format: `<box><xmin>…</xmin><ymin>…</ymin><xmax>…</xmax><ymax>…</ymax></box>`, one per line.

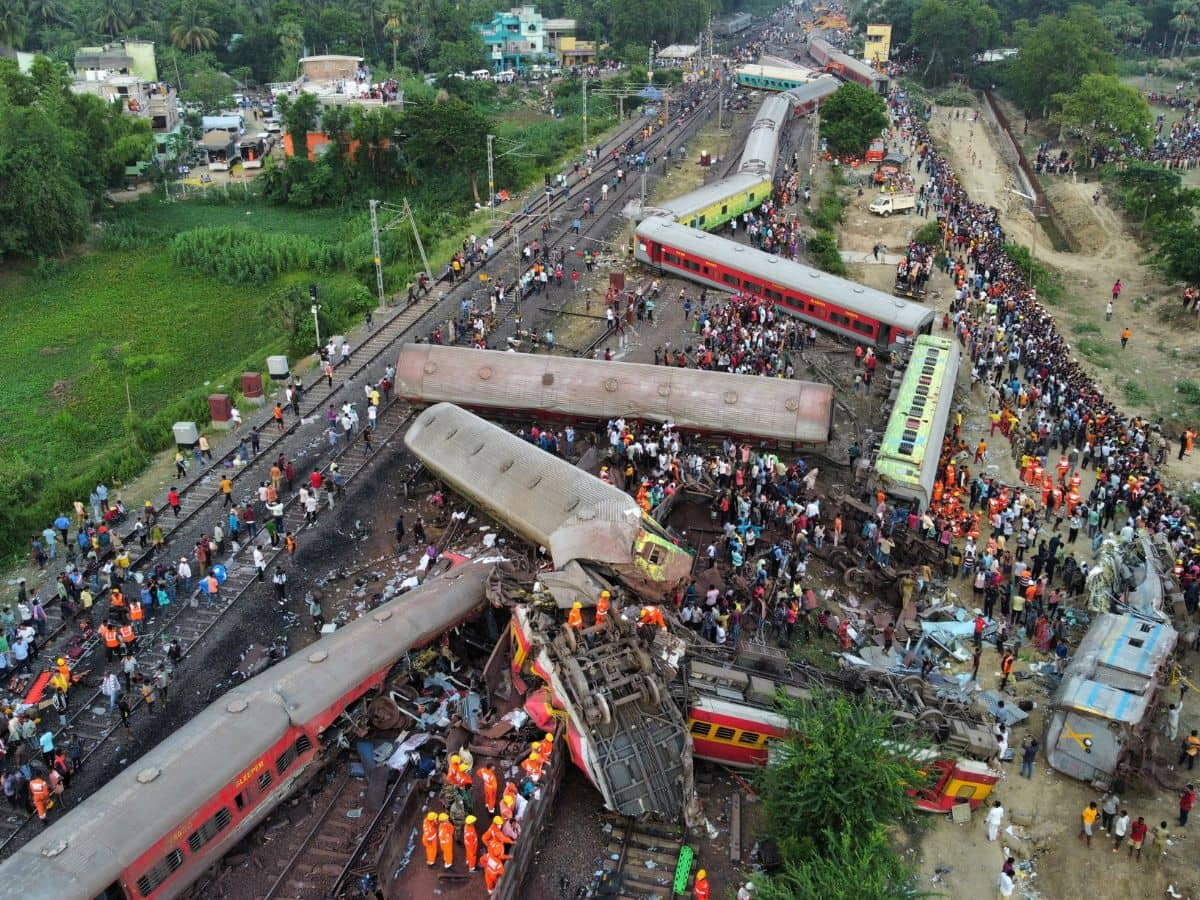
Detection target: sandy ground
<box><xmin>833</xmin><ymin>104</ymin><xmax>1200</xmax><ymax>900</ymax></box>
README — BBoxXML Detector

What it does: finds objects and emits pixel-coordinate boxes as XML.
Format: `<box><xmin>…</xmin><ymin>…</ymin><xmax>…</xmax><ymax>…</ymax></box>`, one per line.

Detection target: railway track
<box><xmin>594</xmin><ymin>813</ymin><xmax>697</xmax><ymax>900</ymax></box>
<box><xmin>0</xmin><ymin>87</ymin><xmax>724</xmax><ymax>858</ymax></box>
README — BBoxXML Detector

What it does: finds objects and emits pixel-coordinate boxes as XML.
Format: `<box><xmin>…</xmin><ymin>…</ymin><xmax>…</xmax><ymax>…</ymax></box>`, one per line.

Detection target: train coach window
<box><xmin>663</xmin><ymin>251</ymin><xmax>681</xmax><ymax>265</ymax></box>
<box><xmin>722</xmin><ymin>273</ymin><xmax>740</xmax><ymax>287</ymax></box>
<box><xmin>765</xmin><ymin>287</ymin><xmax>783</xmax><ymax>302</ymax></box>
<box><xmin>742</xmin><ymin>280</ymin><xmax>761</xmax><ymax>295</ymax></box>
<box><xmin>737</xmin><ymin>731</ymin><xmax>763</xmax><ymax>746</ymax></box>
<box><xmin>258</xmin><ymin>770</ymin><xmax>274</xmax><ymax>792</ymax></box>
<box><xmin>683</xmin><ymin>259</ymin><xmax>701</xmax><ymax>273</ymax></box>
<box><xmin>187</xmin><ymin>807</ymin><xmax>232</xmax><ymax>852</ymax></box>
<box><xmin>277</xmin><ymin>734</ymin><xmax>314</xmax><ymax>776</ymax></box>
<box><xmin>690</xmin><ymin>721</ymin><xmax>713</xmax><ymax>737</ymax></box>
<box><xmin>234</xmin><ymin>792</ymin><xmax>245</xmax><ymax>811</ymax></box>
<box><xmin>829</xmin><ymin>312</ymin><xmax>851</xmax><ymax>327</ymax></box>
<box><xmin>852</xmin><ymin>320</ymin><xmax>876</xmax><ymax>336</ymax></box>
<box><xmin>136</xmin><ymin>849</ymin><xmax>184</xmax><ymax>898</ymax></box>
<box><xmin>714</xmin><ymin>726</ymin><xmax>737</xmax><ymax>742</ymax></box>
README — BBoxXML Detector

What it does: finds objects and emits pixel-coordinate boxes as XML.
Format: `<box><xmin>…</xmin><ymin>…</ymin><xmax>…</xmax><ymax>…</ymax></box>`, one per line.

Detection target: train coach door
<box><xmin>642</xmin><ymin>239</ymin><xmax>661</xmax><ymax>264</ymax></box>
<box><xmin>95</xmin><ymin>884</ymin><xmax>128</xmax><ymax>900</ymax></box>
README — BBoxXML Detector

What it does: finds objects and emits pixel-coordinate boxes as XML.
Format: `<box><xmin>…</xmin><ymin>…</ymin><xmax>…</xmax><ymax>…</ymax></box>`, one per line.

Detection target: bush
<box><xmin>935</xmin><ymin>84</ymin><xmax>975</xmax><ymax>107</ymax></box>
<box><xmin>811</xmin><ymin>190</ymin><xmax>846</xmax><ymax>231</ymax></box>
<box><xmin>914</xmin><ymin>221</ymin><xmax>942</xmax><ymax>247</ymax></box>
<box><xmin>171</xmin><ymin>226</ymin><xmax>353</xmax><ymax>285</ymax></box>
<box><xmin>809</xmin><ymin>229</ymin><xmax>847</xmax><ymax>275</ymax></box>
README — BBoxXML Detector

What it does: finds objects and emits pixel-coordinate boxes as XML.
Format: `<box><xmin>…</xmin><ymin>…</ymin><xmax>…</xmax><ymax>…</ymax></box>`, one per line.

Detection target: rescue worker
<box><xmin>99</xmin><ymin>621</ymin><xmax>120</xmax><ymax>662</ymax></box>
<box><xmin>118</xmin><ymin>621</ymin><xmax>137</xmax><ymax>655</ymax></box>
<box><xmin>639</xmin><ymin>605</ymin><xmax>665</xmax><ymax>629</ymax></box>
<box><xmin>477</xmin><ymin>765</ymin><xmax>499</xmax><ymax>813</ymax></box>
<box><xmin>463</xmin><ymin>814</ymin><xmax>480</xmax><ymax>872</ymax></box>
<box><xmin>695</xmin><ymin>869</ymin><xmax>711</xmax><ymax>900</ymax></box>
<box><xmin>128</xmin><ymin>599</ymin><xmax>144</xmax><ymax>634</ymax></box>
<box><xmin>29</xmin><ymin>773</ymin><xmax>51</xmax><ymax>822</ymax></box>
<box><xmin>109</xmin><ymin>587</ymin><xmax>126</xmax><ymax>622</ymax></box>
<box><xmin>422</xmin><ymin>811</ymin><xmax>439</xmax><ymax>866</ymax></box>
<box><xmin>999</xmin><ymin>651</ymin><xmax>1015</xmax><ymax>690</ymax></box>
<box><xmin>55</xmin><ymin>658</ymin><xmax>71</xmax><ymax>683</ymax></box>
<box><xmin>483</xmin><ymin>815</ymin><xmax>513</xmax><ymax>857</ymax></box>
<box><xmin>567</xmin><ymin>601</ymin><xmax>584</xmax><ymax>630</ymax></box>
<box><xmin>595</xmin><ymin>590</ymin><xmax>610</xmax><ymax>626</ymax></box>
<box><xmin>521</xmin><ymin>751</ymin><xmax>543</xmax><ymax>783</ymax></box>
<box><xmin>483</xmin><ymin>847</ymin><xmax>506</xmax><ymax>894</ymax></box>
<box><xmin>438</xmin><ymin>812</ymin><xmax>455</xmax><ymax>869</ymax></box>
<box><xmin>446</xmin><ymin>755</ymin><xmax>464</xmax><ymax>786</ymax></box>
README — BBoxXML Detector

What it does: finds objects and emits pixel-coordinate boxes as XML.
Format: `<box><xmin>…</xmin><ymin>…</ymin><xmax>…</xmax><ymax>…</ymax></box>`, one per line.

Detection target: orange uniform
<box><xmin>29</xmin><ymin>777</ymin><xmax>50</xmax><ymax>820</ymax></box>
<box><xmin>484</xmin><ymin>849</ymin><xmax>505</xmax><ymax>893</ymax></box>
<box><xmin>477</xmin><ymin>766</ymin><xmax>498</xmax><ymax>812</ymax></box>
<box><xmin>483</xmin><ymin>817</ymin><xmax>513</xmax><ymax>857</ymax></box>
<box><xmin>438</xmin><ymin>815</ymin><xmax>455</xmax><ymax>868</ymax></box>
<box><xmin>694</xmin><ymin>872</ymin><xmax>711</xmax><ymax>900</ymax></box>
<box><xmin>595</xmin><ymin>592</ymin><xmax>610</xmax><ymax>626</ymax></box>
<box><xmin>567</xmin><ymin>603</ymin><xmax>584</xmax><ymax>629</ymax></box>
<box><xmin>521</xmin><ymin>752</ymin><xmax>543</xmax><ymax>782</ymax></box>
<box><xmin>463</xmin><ymin>816</ymin><xmax>480</xmax><ymax>871</ymax></box>
<box><xmin>422</xmin><ymin>813</ymin><xmax>439</xmax><ymax>866</ymax></box>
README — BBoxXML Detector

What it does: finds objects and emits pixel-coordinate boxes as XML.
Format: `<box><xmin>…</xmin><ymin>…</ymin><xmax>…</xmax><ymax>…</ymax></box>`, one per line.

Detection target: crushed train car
<box><xmin>404</xmin><ymin>403</ymin><xmax>694</xmax><ymax>599</ymax></box>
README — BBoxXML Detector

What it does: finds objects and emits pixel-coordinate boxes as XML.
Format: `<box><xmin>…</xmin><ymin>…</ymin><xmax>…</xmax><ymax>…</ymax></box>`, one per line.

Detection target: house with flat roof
<box><xmin>474</xmin><ymin>6</ymin><xmax>551</xmax><ymax>72</ymax></box>
<box><xmin>71</xmin><ymin>40</ymin><xmax>178</xmax><ymax>133</ymax></box>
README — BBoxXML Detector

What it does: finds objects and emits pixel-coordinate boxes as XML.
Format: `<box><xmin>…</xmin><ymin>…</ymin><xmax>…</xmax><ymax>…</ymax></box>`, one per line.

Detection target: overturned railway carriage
<box><xmin>783</xmin><ymin>75</ymin><xmax>839</xmax><ymax>116</ymax></box>
<box><xmin>734</xmin><ymin>64</ymin><xmax>814</xmax><ymax>92</ymax></box>
<box><xmin>0</xmin><ymin>560</ymin><xmax>494</xmax><ymax>900</ymax></box>
<box><xmin>873</xmin><ymin>335</ymin><xmax>961</xmax><ymax>511</ymax></box>
<box><xmin>404</xmin><ymin>403</ymin><xmax>694</xmax><ymax>598</ymax></box>
<box><xmin>394</xmin><ymin>344</ymin><xmax>833</xmax><ymax>449</ymax></box>
<box><xmin>634</xmin><ymin>218</ymin><xmax>935</xmax><ymax>349</ymax></box>
<box><xmin>808</xmin><ymin>37</ymin><xmax>888</xmax><ymax>93</ymax></box>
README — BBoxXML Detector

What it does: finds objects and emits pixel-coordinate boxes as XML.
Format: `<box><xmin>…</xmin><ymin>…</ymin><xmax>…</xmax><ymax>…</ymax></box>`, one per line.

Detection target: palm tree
<box><xmin>1172</xmin><ymin>0</ymin><xmax>1200</xmax><ymax>57</ymax></box>
<box><xmin>92</xmin><ymin>0</ymin><xmax>131</xmax><ymax>37</ymax></box>
<box><xmin>170</xmin><ymin>19</ymin><xmax>218</xmax><ymax>52</ymax></box>
<box><xmin>24</xmin><ymin>0</ymin><xmax>64</xmax><ymax>27</ymax></box>
<box><xmin>383</xmin><ymin>0</ymin><xmax>403</xmax><ymax>72</ymax></box>
<box><xmin>0</xmin><ymin>0</ymin><xmax>28</xmax><ymax>50</ymax></box>
<box><xmin>277</xmin><ymin>20</ymin><xmax>305</xmax><ymax>71</ymax></box>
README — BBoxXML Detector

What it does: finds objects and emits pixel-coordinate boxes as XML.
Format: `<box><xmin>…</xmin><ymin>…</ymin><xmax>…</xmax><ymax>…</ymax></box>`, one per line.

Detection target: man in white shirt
<box><xmin>986</xmin><ymin>800</ymin><xmax>1004</xmax><ymax>842</ymax></box>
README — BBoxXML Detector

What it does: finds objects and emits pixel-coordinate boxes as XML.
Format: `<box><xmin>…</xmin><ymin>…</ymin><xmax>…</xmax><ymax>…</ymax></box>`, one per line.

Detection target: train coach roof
<box><xmin>0</xmin><ymin>562</ymin><xmax>495</xmax><ymax>900</ymax></box>
<box><xmin>657</xmin><ymin>172</ymin><xmax>769</xmax><ymax>220</ymax></box>
<box><xmin>394</xmin><ymin>344</ymin><xmax>832</xmax><ymax>446</ymax></box>
<box><xmin>784</xmin><ymin>75</ymin><xmax>839</xmax><ymax>106</ymax></box>
<box><xmin>636</xmin><ymin>217</ymin><xmax>933</xmax><ymax>332</ymax></box>
<box><xmin>3</xmin><ymin>689</ymin><xmax>290</xmax><ymax>899</ymax></box>
<box><xmin>405</xmin><ymin>403</ymin><xmax>645</xmax><ymax>569</ymax></box>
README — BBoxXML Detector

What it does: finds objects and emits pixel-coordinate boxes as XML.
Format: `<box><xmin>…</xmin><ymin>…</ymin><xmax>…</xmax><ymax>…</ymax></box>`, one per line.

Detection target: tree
<box><xmin>1155</xmin><ymin>221</ymin><xmax>1200</xmax><ymax>284</ymax></box>
<box><xmin>398</xmin><ymin>96</ymin><xmax>491</xmax><ymax>202</ymax></box>
<box><xmin>753</xmin><ymin>829</ymin><xmax>927</xmax><ymax>900</ymax></box>
<box><xmin>758</xmin><ymin>692</ymin><xmax>928</xmax><ymax>852</ymax></box>
<box><xmin>0</xmin><ymin>0</ymin><xmax>29</xmax><ymax>50</ymax></box>
<box><xmin>851</xmin><ymin>0</ymin><xmax>920</xmax><ymax>47</ymax></box>
<box><xmin>180</xmin><ymin>69</ymin><xmax>234</xmax><ymax>114</ymax></box>
<box><xmin>383</xmin><ymin>0</ymin><xmax>403</xmax><ymax>71</ymax></box>
<box><xmin>1053</xmin><ymin>73</ymin><xmax>1151</xmax><ymax>153</ymax></box>
<box><xmin>171</xmin><ymin>3</ymin><xmax>219</xmax><ymax>53</ymax></box>
<box><xmin>819</xmin><ymin>82</ymin><xmax>888</xmax><ymax>157</ymax></box>
<box><xmin>1100</xmin><ymin>0</ymin><xmax>1152</xmax><ymax>44</ymax></box>
<box><xmin>92</xmin><ymin>0</ymin><xmax>130</xmax><ymax>36</ymax></box>
<box><xmin>910</xmin><ymin>0</ymin><xmax>999</xmax><ymax>85</ymax></box>
<box><xmin>1011</xmin><ymin>5</ymin><xmax>1117</xmax><ymax>117</ymax></box>
<box><xmin>276</xmin><ymin>20</ymin><xmax>305</xmax><ymax>76</ymax></box>
<box><xmin>1171</xmin><ymin>0</ymin><xmax>1200</xmax><ymax>57</ymax></box>
<box><xmin>24</xmin><ymin>0</ymin><xmax>64</xmax><ymax>28</ymax></box>
<box><xmin>276</xmin><ymin>89</ymin><xmax>319</xmax><ymax>156</ymax></box>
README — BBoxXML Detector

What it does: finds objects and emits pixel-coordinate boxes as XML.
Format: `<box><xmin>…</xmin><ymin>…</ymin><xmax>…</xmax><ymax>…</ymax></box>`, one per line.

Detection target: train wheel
<box><xmin>641</xmin><ymin>676</ymin><xmax>661</xmax><ymax>707</ymax></box>
<box><xmin>595</xmin><ymin>693</ymin><xmax>612</xmax><ymax>726</ymax></box>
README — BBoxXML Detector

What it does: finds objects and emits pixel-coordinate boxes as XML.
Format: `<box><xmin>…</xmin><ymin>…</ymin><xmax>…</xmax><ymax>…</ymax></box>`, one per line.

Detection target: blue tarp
<box><xmin>638</xmin><ymin>86</ymin><xmax>663</xmax><ymax>100</ymax></box>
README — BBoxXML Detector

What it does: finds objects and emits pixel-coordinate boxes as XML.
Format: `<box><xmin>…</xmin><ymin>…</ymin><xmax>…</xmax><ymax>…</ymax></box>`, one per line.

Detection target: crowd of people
<box><xmin>421</xmin><ymin>736</ymin><xmax>554</xmax><ymax>893</ymax></box>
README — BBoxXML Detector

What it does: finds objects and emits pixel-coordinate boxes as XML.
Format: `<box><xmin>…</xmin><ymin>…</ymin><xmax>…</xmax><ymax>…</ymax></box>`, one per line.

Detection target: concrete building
<box><xmin>557</xmin><ymin>36</ymin><xmax>597</xmax><ymax>68</ymax></box>
<box><xmin>270</xmin><ymin>56</ymin><xmax>402</xmax><ymax>109</ymax></box>
<box><xmin>71</xmin><ymin>40</ymin><xmax>177</xmax><ymax>134</ymax></box>
<box><xmin>543</xmin><ymin>18</ymin><xmax>576</xmax><ymax>56</ymax></box>
<box><xmin>864</xmin><ymin>24</ymin><xmax>892</xmax><ymax>68</ymax></box>
<box><xmin>474</xmin><ymin>6</ymin><xmax>551</xmax><ymax>72</ymax></box>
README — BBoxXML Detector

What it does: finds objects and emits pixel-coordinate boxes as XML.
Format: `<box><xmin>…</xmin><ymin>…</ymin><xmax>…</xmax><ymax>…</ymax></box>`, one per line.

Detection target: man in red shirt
<box><xmin>1128</xmin><ymin>817</ymin><xmax>1148</xmax><ymax>860</ymax></box>
<box><xmin>167</xmin><ymin>487</ymin><xmax>181</xmax><ymax>517</ymax></box>
<box><xmin>1180</xmin><ymin>784</ymin><xmax>1196</xmax><ymax>827</ymax></box>
<box><xmin>310</xmin><ymin>470</ymin><xmax>323</xmax><ymax>491</ymax></box>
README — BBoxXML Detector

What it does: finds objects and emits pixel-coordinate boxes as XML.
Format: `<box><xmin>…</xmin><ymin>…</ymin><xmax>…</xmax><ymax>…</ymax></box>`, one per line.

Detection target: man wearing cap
<box><xmin>422</xmin><ymin>811</ymin><xmax>438</xmax><ymax>866</ymax></box>
<box><xmin>567</xmin><ymin>602</ymin><xmax>583</xmax><ymax>630</ymax></box>
<box><xmin>437</xmin><ymin>812</ymin><xmax>454</xmax><ymax>868</ymax></box>
<box><xmin>463</xmin><ymin>814</ymin><xmax>480</xmax><ymax>871</ymax></box>
<box><xmin>737</xmin><ymin>881</ymin><xmax>754</xmax><ymax>900</ymax></box>
<box><xmin>596</xmin><ymin>590</ymin><xmax>610</xmax><ymax>626</ymax></box>
<box><xmin>694</xmin><ymin>869</ymin><xmax>711</xmax><ymax>900</ymax></box>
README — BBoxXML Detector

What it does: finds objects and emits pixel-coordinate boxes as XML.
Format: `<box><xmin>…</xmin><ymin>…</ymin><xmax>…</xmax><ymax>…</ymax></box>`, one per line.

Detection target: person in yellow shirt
<box><xmin>1080</xmin><ymin>801</ymin><xmax>1099</xmax><ymax>847</ymax></box>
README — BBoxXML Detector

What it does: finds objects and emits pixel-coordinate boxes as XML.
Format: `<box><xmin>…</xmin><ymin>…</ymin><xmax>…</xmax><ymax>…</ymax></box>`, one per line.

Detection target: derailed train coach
<box><xmin>404</xmin><ymin>403</ymin><xmax>695</xmax><ymax>599</ymax></box>
<box><xmin>394</xmin><ymin>344</ymin><xmax>833</xmax><ymax>450</ymax></box>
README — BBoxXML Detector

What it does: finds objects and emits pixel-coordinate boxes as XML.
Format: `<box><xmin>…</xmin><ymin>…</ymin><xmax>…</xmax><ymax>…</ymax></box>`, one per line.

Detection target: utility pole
<box><xmin>486</xmin><ymin>133</ymin><xmax>496</xmax><ymax>223</ymax></box>
<box><xmin>369</xmin><ymin>199</ymin><xmax>385</xmax><ymax>307</ymax></box>
<box><xmin>402</xmin><ymin>198</ymin><xmax>431</xmax><ymax>282</ymax></box>
<box><xmin>514</xmin><ymin>220</ymin><xmax>522</xmax><ymax>302</ymax></box>
<box><xmin>582</xmin><ymin>70</ymin><xmax>588</xmax><ymax>146</ymax></box>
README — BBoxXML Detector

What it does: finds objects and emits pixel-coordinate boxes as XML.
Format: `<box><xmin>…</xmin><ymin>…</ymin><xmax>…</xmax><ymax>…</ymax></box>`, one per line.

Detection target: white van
<box><xmin>494</xmin><ymin>69</ymin><xmax>517</xmax><ymax>83</ymax></box>
<box><xmin>471</xmin><ymin>69</ymin><xmax>493</xmax><ymax>81</ymax></box>
<box><xmin>868</xmin><ymin>194</ymin><xmax>916</xmax><ymax>216</ymax></box>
